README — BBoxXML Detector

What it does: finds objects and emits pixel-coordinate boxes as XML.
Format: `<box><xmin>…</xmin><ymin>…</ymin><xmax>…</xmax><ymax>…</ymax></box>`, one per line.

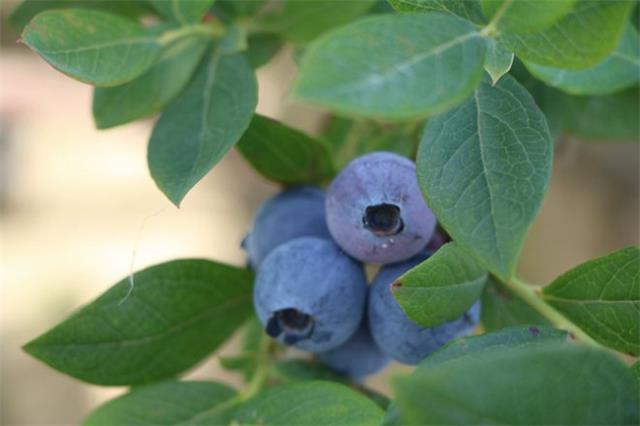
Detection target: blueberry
<box><xmin>325</xmin><ymin>152</ymin><xmax>436</xmax><ymax>264</ymax></box>
<box><xmin>317</xmin><ymin>319</ymin><xmax>389</xmax><ymax>380</ymax></box>
<box><xmin>368</xmin><ymin>251</ymin><xmax>481</xmax><ymax>365</ymax></box>
<box><xmin>253</xmin><ymin>237</ymin><xmax>367</xmax><ymax>352</ymax></box>
<box><xmin>243</xmin><ymin>186</ymin><xmax>331</xmax><ymax>268</ymax></box>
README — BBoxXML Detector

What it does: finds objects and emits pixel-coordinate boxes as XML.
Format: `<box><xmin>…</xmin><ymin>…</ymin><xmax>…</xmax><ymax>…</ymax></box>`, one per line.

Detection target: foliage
<box><xmin>13</xmin><ymin>0</ymin><xmax>639</xmax><ymax>424</ymax></box>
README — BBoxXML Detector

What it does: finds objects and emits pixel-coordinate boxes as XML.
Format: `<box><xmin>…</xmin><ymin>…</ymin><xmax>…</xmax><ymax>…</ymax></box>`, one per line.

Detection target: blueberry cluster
<box><xmin>244</xmin><ymin>152</ymin><xmax>480</xmax><ymax>379</ymax></box>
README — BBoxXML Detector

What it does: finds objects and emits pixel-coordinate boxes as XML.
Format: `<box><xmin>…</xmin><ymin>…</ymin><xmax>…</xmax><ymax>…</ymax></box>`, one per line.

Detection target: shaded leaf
<box><xmin>417</xmin><ymin>75</ymin><xmax>552</xmax><ymax>280</ymax></box>
<box><xmin>150</xmin><ymin>0</ymin><xmax>215</xmax><ymax>25</ymax></box>
<box><xmin>93</xmin><ymin>35</ymin><xmax>209</xmax><ymax>129</ymax></box>
<box><xmin>294</xmin><ymin>12</ymin><xmax>486</xmax><ymax>120</ymax></box>
<box><xmin>392</xmin><ymin>242</ymin><xmax>487</xmax><ymax>327</ymax></box>
<box><xmin>22</xmin><ymin>9</ymin><xmax>162</xmax><ymax>86</ymax></box>
<box><xmin>233</xmin><ymin>381</ymin><xmax>384</xmax><ymax>425</ymax></box>
<box><xmin>148</xmin><ymin>50</ymin><xmax>257</xmax><ymax>206</ymax></box>
<box><xmin>23</xmin><ymin>259</ymin><xmax>253</xmax><ymax>385</ymax></box>
<box><xmin>236</xmin><ymin>114</ymin><xmax>335</xmax><ymax>185</ymax></box>
<box><xmin>83</xmin><ymin>380</ymin><xmax>236</xmax><ymax>425</ymax></box>
<box><xmin>482</xmin><ymin>0</ymin><xmax>576</xmax><ymax>33</ymax></box>
<box><xmin>387</xmin><ymin>0</ymin><xmax>487</xmax><ymax>24</ymax></box>
<box><xmin>543</xmin><ymin>246</ymin><xmax>640</xmax><ymax>355</ymax></box>
<box><xmin>246</xmin><ymin>33</ymin><xmax>282</xmax><ymax>68</ymax></box>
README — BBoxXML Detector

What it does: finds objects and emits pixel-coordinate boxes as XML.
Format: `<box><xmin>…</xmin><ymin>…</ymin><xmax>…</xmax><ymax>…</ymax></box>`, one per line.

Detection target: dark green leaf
<box><xmin>526</xmin><ymin>25</ymin><xmax>640</xmax><ymax>95</ymax></box>
<box><xmin>233</xmin><ymin>381</ymin><xmax>384</xmax><ymax>425</ymax></box>
<box><xmin>391</xmin><ymin>242</ymin><xmax>487</xmax><ymax>327</ymax></box>
<box><xmin>481</xmin><ymin>276</ymin><xmax>550</xmax><ymax>331</ymax></box>
<box><xmin>294</xmin><ymin>13</ymin><xmax>486</xmax><ymax>120</ymax></box>
<box><xmin>396</xmin><ymin>341</ymin><xmax>639</xmax><ymax>424</ymax></box>
<box><xmin>83</xmin><ymin>380</ymin><xmax>236</xmax><ymax>425</ymax></box>
<box><xmin>262</xmin><ymin>0</ymin><xmax>376</xmax><ymax>44</ymax></box>
<box><xmin>9</xmin><ymin>0</ymin><xmax>154</xmax><ymax>30</ymax></box>
<box><xmin>500</xmin><ymin>0</ymin><xmax>634</xmax><ymax>69</ymax></box>
<box><xmin>246</xmin><ymin>33</ymin><xmax>282</xmax><ymax>68</ymax></box>
<box><xmin>21</xmin><ymin>9</ymin><xmax>162</xmax><ymax>86</ymax></box>
<box><xmin>543</xmin><ymin>246</ymin><xmax>640</xmax><ymax>355</ymax></box>
<box><xmin>236</xmin><ymin>115</ymin><xmax>335</xmax><ymax>185</ymax></box>
<box><xmin>150</xmin><ymin>0</ymin><xmax>215</xmax><ymax>25</ymax></box>
<box><xmin>23</xmin><ymin>259</ymin><xmax>253</xmax><ymax>385</ymax></box>
<box><xmin>632</xmin><ymin>362</ymin><xmax>640</xmax><ymax>383</ymax></box>
<box><xmin>417</xmin><ymin>75</ymin><xmax>553</xmax><ymax>280</ymax></box>
<box><xmin>273</xmin><ymin>360</ymin><xmax>348</xmax><ymax>383</ymax></box>
<box><xmin>219</xmin><ymin>316</ymin><xmax>263</xmax><ymax>380</ymax></box>
<box><xmin>482</xmin><ymin>0</ymin><xmax>576</xmax><ymax>33</ymax></box>
<box><xmin>483</xmin><ymin>38</ymin><xmax>514</xmax><ymax>84</ymax></box>
<box><xmin>148</xmin><ymin>50</ymin><xmax>257</xmax><ymax>206</ymax></box>
<box><xmin>93</xmin><ymin>35</ymin><xmax>208</xmax><ymax>129</ymax></box>
<box><xmin>387</xmin><ymin>0</ymin><xmax>487</xmax><ymax>24</ymax></box>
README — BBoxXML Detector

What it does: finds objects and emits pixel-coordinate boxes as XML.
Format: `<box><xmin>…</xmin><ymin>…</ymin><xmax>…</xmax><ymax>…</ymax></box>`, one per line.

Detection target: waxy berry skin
<box><xmin>253</xmin><ymin>237</ymin><xmax>367</xmax><ymax>352</ymax></box>
<box><xmin>325</xmin><ymin>152</ymin><xmax>436</xmax><ymax>264</ymax></box>
<box><xmin>318</xmin><ymin>319</ymin><xmax>389</xmax><ymax>380</ymax></box>
<box><xmin>243</xmin><ymin>186</ymin><xmax>331</xmax><ymax>268</ymax></box>
<box><xmin>368</xmin><ymin>251</ymin><xmax>481</xmax><ymax>365</ymax></box>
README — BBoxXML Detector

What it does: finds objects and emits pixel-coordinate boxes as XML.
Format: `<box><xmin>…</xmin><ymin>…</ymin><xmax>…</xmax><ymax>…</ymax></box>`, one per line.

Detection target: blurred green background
<box><xmin>0</xmin><ymin>1</ymin><xmax>638</xmax><ymax>424</ymax></box>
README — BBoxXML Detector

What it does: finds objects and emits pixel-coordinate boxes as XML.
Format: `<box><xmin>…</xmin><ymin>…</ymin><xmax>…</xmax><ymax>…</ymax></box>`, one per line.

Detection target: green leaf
<box><xmin>543</xmin><ymin>246</ymin><xmax>640</xmax><ymax>355</ymax></box>
<box><xmin>9</xmin><ymin>0</ymin><xmax>154</xmax><ymax>30</ymax></box>
<box><xmin>632</xmin><ymin>362</ymin><xmax>640</xmax><ymax>383</ymax></box>
<box><xmin>387</xmin><ymin>0</ymin><xmax>487</xmax><ymax>25</ymax></box>
<box><xmin>482</xmin><ymin>0</ymin><xmax>577</xmax><ymax>33</ymax></box>
<box><xmin>246</xmin><ymin>33</ymin><xmax>282</xmax><ymax>68</ymax></box>
<box><xmin>525</xmin><ymin>25</ymin><xmax>640</xmax><ymax>95</ymax></box>
<box><xmin>500</xmin><ymin>0</ymin><xmax>634</xmax><ymax>69</ymax></box>
<box><xmin>417</xmin><ymin>75</ymin><xmax>553</xmax><ymax>280</ymax></box>
<box><xmin>233</xmin><ymin>381</ymin><xmax>384</xmax><ymax>425</ymax></box>
<box><xmin>262</xmin><ymin>0</ymin><xmax>377</xmax><ymax>44</ymax></box>
<box><xmin>150</xmin><ymin>0</ymin><xmax>215</xmax><ymax>25</ymax></box>
<box><xmin>236</xmin><ymin>115</ymin><xmax>335</xmax><ymax>185</ymax></box>
<box><xmin>21</xmin><ymin>9</ymin><xmax>162</xmax><ymax>87</ymax></box>
<box><xmin>557</xmin><ymin>88</ymin><xmax>640</xmax><ymax>142</ymax></box>
<box><xmin>93</xmin><ymin>35</ymin><xmax>209</xmax><ymax>129</ymax></box>
<box><xmin>148</xmin><ymin>50</ymin><xmax>257</xmax><ymax>206</ymax></box>
<box><xmin>294</xmin><ymin>13</ymin><xmax>486</xmax><ymax>120</ymax></box>
<box><xmin>420</xmin><ymin>325</ymin><xmax>569</xmax><ymax>367</ymax></box>
<box><xmin>273</xmin><ymin>360</ymin><xmax>348</xmax><ymax>383</ymax></box>
<box><xmin>483</xmin><ymin>38</ymin><xmax>514</xmax><ymax>85</ymax></box>
<box><xmin>83</xmin><ymin>380</ymin><xmax>236</xmax><ymax>425</ymax></box>
<box><xmin>396</xmin><ymin>341</ymin><xmax>639</xmax><ymax>425</ymax></box>
<box><xmin>23</xmin><ymin>259</ymin><xmax>253</xmax><ymax>385</ymax></box>
<box><xmin>481</xmin><ymin>276</ymin><xmax>550</xmax><ymax>331</ymax></box>
<box><xmin>391</xmin><ymin>242</ymin><xmax>487</xmax><ymax>327</ymax></box>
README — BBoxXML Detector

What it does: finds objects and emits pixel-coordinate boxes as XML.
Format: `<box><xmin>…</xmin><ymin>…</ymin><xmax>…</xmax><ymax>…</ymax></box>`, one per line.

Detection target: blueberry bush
<box><xmin>14</xmin><ymin>0</ymin><xmax>640</xmax><ymax>424</ymax></box>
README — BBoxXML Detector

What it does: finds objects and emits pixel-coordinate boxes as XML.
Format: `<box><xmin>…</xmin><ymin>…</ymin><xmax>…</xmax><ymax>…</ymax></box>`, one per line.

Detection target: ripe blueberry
<box><xmin>253</xmin><ymin>237</ymin><xmax>367</xmax><ymax>352</ymax></box>
<box><xmin>317</xmin><ymin>319</ymin><xmax>389</xmax><ymax>380</ymax></box>
<box><xmin>325</xmin><ymin>152</ymin><xmax>436</xmax><ymax>264</ymax></box>
<box><xmin>368</xmin><ymin>251</ymin><xmax>481</xmax><ymax>365</ymax></box>
<box><xmin>243</xmin><ymin>186</ymin><xmax>331</xmax><ymax>268</ymax></box>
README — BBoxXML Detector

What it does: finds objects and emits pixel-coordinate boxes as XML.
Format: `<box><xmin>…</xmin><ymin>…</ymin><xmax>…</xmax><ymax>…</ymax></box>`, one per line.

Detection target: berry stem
<box><xmin>504</xmin><ymin>275</ymin><xmax>602</xmax><ymax>348</ymax></box>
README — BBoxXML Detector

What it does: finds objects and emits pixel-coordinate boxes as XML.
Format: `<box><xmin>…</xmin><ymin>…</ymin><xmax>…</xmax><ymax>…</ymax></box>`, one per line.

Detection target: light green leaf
<box><xmin>417</xmin><ymin>75</ymin><xmax>552</xmax><ymax>280</ymax></box>
<box><xmin>525</xmin><ymin>25</ymin><xmax>640</xmax><ymax>95</ymax></box>
<box><xmin>23</xmin><ymin>259</ymin><xmax>253</xmax><ymax>385</ymax></box>
<box><xmin>262</xmin><ymin>0</ymin><xmax>376</xmax><ymax>44</ymax></box>
<box><xmin>148</xmin><ymin>50</ymin><xmax>257</xmax><ymax>206</ymax></box>
<box><xmin>9</xmin><ymin>0</ymin><xmax>154</xmax><ymax>30</ymax></box>
<box><xmin>483</xmin><ymin>38</ymin><xmax>514</xmax><ymax>84</ymax></box>
<box><xmin>387</xmin><ymin>0</ymin><xmax>487</xmax><ymax>24</ymax></box>
<box><xmin>93</xmin><ymin>35</ymin><xmax>208</xmax><ymax>129</ymax></box>
<box><xmin>482</xmin><ymin>0</ymin><xmax>577</xmax><ymax>33</ymax></box>
<box><xmin>500</xmin><ymin>0</ymin><xmax>634</xmax><ymax>69</ymax></box>
<box><xmin>21</xmin><ymin>9</ymin><xmax>162</xmax><ymax>87</ymax></box>
<box><xmin>236</xmin><ymin>115</ymin><xmax>335</xmax><ymax>185</ymax></box>
<box><xmin>295</xmin><ymin>13</ymin><xmax>486</xmax><ymax>120</ymax></box>
<box><xmin>233</xmin><ymin>381</ymin><xmax>384</xmax><ymax>425</ymax></box>
<box><xmin>83</xmin><ymin>381</ymin><xmax>236</xmax><ymax>425</ymax></box>
<box><xmin>481</xmin><ymin>276</ymin><xmax>550</xmax><ymax>331</ymax></box>
<box><xmin>396</xmin><ymin>341</ymin><xmax>639</xmax><ymax>425</ymax></box>
<box><xmin>391</xmin><ymin>242</ymin><xmax>487</xmax><ymax>327</ymax></box>
<box><xmin>543</xmin><ymin>246</ymin><xmax>640</xmax><ymax>355</ymax></box>
<box><xmin>150</xmin><ymin>0</ymin><xmax>215</xmax><ymax>25</ymax></box>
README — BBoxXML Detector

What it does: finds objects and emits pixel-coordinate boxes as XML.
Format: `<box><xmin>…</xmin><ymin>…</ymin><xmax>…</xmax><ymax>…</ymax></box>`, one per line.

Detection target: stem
<box><xmin>239</xmin><ymin>332</ymin><xmax>272</xmax><ymax>401</ymax></box>
<box><xmin>504</xmin><ymin>276</ymin><xmax>602</xmax><ymax>348</ymax></box>
<box><xmin>480</xmin><ymin>0</ymin><xmax>513</xmax><ymax>37</ymax></box>
<box><xmin>158</xmin><ymin>22</ymin><xmax>225</xmax><ymax>46</ymax></box>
